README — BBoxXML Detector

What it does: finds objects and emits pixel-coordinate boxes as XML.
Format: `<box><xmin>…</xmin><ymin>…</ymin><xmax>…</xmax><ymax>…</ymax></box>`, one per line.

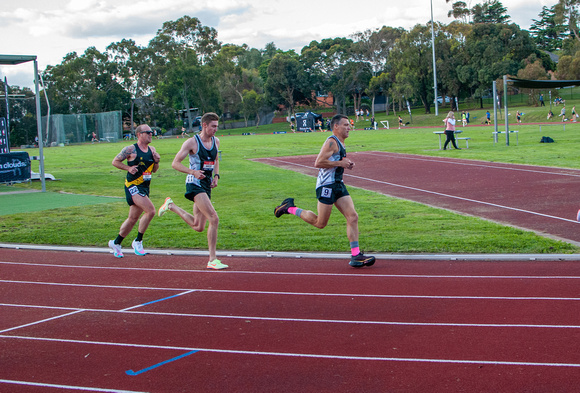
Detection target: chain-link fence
<box><xmin>41</xmin><ymin>110</ymin><xmax>122</xmax><ymax>145</ymax></box>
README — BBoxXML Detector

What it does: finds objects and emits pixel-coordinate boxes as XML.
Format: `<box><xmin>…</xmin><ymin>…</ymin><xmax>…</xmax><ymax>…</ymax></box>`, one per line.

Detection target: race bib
<box><xmin>321</xmin><ymin>187</ymin><xmax>332</xmax><ymax>198</ymax></box>
<box><xmin>142</xmin><ymin>171</ymin><xmax>152</xmax><ymax>181</ymax></box>
<box><xmin>128</xmin><ymin>185</ymin><xmax>139</xmax><ymax>195</ymax></box>
<box><xmin>203</xmin><ymin>161</ymin><xmax>215</xmax><ymax>171</ymax></box>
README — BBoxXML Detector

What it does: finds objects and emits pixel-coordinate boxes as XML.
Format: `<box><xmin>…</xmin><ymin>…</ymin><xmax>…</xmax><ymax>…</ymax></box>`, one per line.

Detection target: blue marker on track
<box><xmin>126</xmin><ymin>350</ymin><xmax>199</xmax><ymax>376</ymax></box>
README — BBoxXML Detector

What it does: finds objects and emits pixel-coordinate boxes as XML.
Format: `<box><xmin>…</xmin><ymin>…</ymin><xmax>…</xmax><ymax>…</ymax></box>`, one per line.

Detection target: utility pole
<box><xmin>431</xmin><ymin>0</ymin><xmax>438</xmax><ymax>116</ymax></box>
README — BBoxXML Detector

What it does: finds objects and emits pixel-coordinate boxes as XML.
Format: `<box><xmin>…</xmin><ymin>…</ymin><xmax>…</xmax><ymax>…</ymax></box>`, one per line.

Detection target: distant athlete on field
<box><xmin>108</xmin><ymin>124</ymin><xmax>160</xmax><ymax>258</ymax></box>
<box><xmin>274</xmin><ymin>114</ymin><xmax>375</xmax><ymax>268</ymax></box>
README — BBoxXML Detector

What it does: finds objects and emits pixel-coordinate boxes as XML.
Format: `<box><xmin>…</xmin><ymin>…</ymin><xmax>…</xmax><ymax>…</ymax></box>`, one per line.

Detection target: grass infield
<box><xmin>1</xmin><ymin>102</ymin><xmax>579</xmax><ymax>254</ymax></box>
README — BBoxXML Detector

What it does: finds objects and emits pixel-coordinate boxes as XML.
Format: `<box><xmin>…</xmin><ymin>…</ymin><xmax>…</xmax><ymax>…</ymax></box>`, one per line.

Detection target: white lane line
<box><xmin>261</xmin><ymin>157</ymin><xmax>579</xmax><ymax>223</ymax></box>
<box><xmin>2</xmin><ymin>280</ymin><xmax>580</xmax><ymax>301</ymax></box>
<box><xmin>3</xmin><ymin>260</ymin><xmax>580</xmax><ymax>279</ymax></box>
<box><xmin>0</xmin><ymin>310</ymin><xmax>84</xmax><ymax>334</ymax></box>
<box><xmin>0</xmin><ymin>379</ymin><xmax>146</xmax><ymax>392</ymax></box>
<box><xmin>3</xmin><ymin>335</ymin><xmax>580</xmax><ymax>368</ymax></box>
<box><xmin>3</xmin><ymin>303</ymin><xmax>578</xmax><ymax>330</ymax></box>
<box><xmin>359</xmin><ymin>151</ymin><xmax>580</xmax><ymax>177</ymax></box>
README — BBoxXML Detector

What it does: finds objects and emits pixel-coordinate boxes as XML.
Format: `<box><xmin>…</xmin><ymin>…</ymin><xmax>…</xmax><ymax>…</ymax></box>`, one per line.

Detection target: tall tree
<box><xmin>471</xmin><ymin>0</ymin><xmax>511</xmax><ymax>24</ymax></box>
<box><xmin>107</xmin><ymin>39</ymin><xmax>157</xmax><ymax>131</ymax></box>
<box><xmin>390</xmin><ymin>24</ymin><xmax>435</xmax><ymax>113</ymax></box>
<box><xmin>149</xmin><ymin>16</ymin><xmax>221</xmax><ymax>129</ymax></box>
<box><xmin>530</xmin><ymin>5</ymin><xmax>568</xmax><ymax>52</ymax></box>
<box><xmin>265</xmin><ymin>52</ymin><xmax>307</xmax><ymax>119</ymax></box>
<box><xmin>446</xmin><ymin>0</ymin><xmax>471</xmax><ymax>23</ymax></box>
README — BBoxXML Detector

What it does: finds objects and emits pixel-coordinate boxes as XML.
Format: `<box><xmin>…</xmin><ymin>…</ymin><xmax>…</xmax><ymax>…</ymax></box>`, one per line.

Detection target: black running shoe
<box><xmin>349</xmin><ymin>252</ymin><xmax>376</xmax><ymax>268</ymax></box>
<box><xmin>274</xmin><ymin>198</ymin><xmax>295</xmax><ymax>218</ymax></box>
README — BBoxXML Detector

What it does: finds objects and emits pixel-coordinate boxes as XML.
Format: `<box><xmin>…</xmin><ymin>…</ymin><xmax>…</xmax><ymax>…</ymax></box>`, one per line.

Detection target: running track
<box><xmin>256</xmin><ymin>152</ymin><xmax>580</xmax><ymax>245</ymax></box>
<box><xmin>2</xmin><ymin>248</ymin><xmax>580</xmax><ymax>392</ymax></box>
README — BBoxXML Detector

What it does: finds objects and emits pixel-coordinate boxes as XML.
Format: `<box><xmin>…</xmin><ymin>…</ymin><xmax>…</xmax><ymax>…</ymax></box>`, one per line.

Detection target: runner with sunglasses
<box><xmin>108</xmin><ymin>124</ymin><xmax>160</xmax><ymax>257</ymax></box>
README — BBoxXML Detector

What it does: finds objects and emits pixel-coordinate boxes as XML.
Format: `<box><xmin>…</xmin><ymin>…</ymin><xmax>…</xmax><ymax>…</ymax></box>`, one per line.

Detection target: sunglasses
<box><xmin>140</xmin><ymin>131</ymin><xmax>154</xmax><ymax>135</ymax></box>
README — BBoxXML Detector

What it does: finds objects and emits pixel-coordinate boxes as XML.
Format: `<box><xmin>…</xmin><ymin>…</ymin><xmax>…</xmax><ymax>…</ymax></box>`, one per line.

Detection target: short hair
<box><xmin>135</xmin><ymin>124</ymin><xmax>150</xmax><ymax>133</ymax></box>
<box><xmin>202</xmin><ymin>112</ymin><xmax>219</xmax><ymax>126</ymax></box>
<box><xmin>330</xmin><ymin>114</ymin><xmax>348</xmax><ymax>130</ymax></box>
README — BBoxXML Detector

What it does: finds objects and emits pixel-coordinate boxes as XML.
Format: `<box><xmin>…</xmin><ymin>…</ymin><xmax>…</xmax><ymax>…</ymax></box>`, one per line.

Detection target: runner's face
<box><xmin>336</xmin><ymin>118</ymin><xmax>351</xmax><ymax>139</ymax></box>
<box><xmin>203</xmin><ymin>120</ymin><xmax>219</xmax><ymax>136</ymax></box>
<box><xmin>138</xmin><ymin>127</ymin><xmax>153</xmax><ymax>143</ymax></box>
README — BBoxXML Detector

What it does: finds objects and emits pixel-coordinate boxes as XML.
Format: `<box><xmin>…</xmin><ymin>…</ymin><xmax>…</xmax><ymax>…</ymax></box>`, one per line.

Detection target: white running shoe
<box><xmin>207</xmin><ymin>259</ymin><xmax>228</xmax><ymax>270</ymax></box>
<box><xmin>158</xmin><ymin>197</ymin><xmax>173</xmax><ymax>217</ymax></box>
<box><xmin>132</xmin><ymin>239</ymin><xmax>147</xmax><ymax>256</ymax></box>
<box><xmin>108</xmin><ymin>240</ymin><xmax>123</xmax><ymax>258</ymax></box>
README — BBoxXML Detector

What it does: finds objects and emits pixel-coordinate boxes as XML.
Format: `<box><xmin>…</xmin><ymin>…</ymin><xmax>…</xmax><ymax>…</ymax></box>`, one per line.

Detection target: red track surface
<box><xmin>2</xmin><ymin>248</ymin><xmax>580</xmax><ymax>392</ymax></box>
<box><xmin>257</xmin><ymin>152</ymin><xmax>580</xmax><ymax>244</ymax></box>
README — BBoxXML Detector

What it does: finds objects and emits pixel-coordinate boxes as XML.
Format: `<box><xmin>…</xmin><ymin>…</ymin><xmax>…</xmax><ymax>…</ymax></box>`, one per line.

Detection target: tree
<box><xmin>446</xmin><ymin>0</ymin><xmax>471</xmax><ymax>23</ymax></box>
<box><xmin>556</xmin><ymin>51</ymin><xmax>580</xmax><ymax>79</ymax></box>
<box><xmin>390</xmin><ymin>24</ymin><xmax>435</xmax><ymax>113</ymax></box>
<box><xmin>529</xmin><ymin>5</ymin><xmax>568</xmax><ymax>52</ymax></box>
<box><xmin>350</xmin><ymin>26</ymin><xmax>404</xmax><ymax>77</ymax></box>
<box><xmin>42</xmin><ymin>47</ymin><xmax>130</xmax><ymax>114</ymax></box>
<box><xmin>459</xmin><ymin>23</ymin><xmax>536</xmax><ymax>102</ymax></box>
<box><xmin>555</xmin><ymin>0</ymin><xmax>580</xmax><ymax>42</ymax></box>
<box><xmin>265</xmin><ymin>52</ymin><xmax>307</xmax><ymax>119</ymax></box>
<box><xmin>107</xmin><ymin>39</ymin><xmax>157</xmax><ymax>131</ymax></box>
<box><xmin>471</xmin><ymin>0</ymin><xmax>510</xmax><ymax>24</ymax></box>
<box><xmin>301</xmin><ymin>38</ymin><xmax>353</xmax><ymax>113</ymax></box>
<box><xmin>149</xmin><ymin>16</ymin><xmax>222</xmax><ymax>130</ymax></box>
<box><xmin>367</xmin><ymin>72</ymin><xmax>390</xmax><ymax>116</ymax></box>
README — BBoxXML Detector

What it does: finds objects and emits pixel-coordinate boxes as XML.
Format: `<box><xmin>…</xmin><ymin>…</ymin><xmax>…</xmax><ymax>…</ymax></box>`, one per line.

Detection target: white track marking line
<box><xmin>0</xmin><ymin>310</ymin><xmax>84</xmax><ymax>334</ymax></box>
<box><xmin>262</xmin><ymin>157</ymin><xmax>579</xmax><ymax>223</ymax></box>
<box><xmin>0</xmin><ymin>379</ymin><xmax>146</xmax><ymax>392</ymax></box>
<box><xmin>3</xmin><ymin>335</ymin><xmax>580</xmax><ymax>368</ymax></box>
<box><xmin>2</xmin><ymin>280</ymin><xmax>580</xmax><ymax>301</ymax></box>
<box><xmin>2</xmin><ymin>260</ymin><xmax>580</xmax><ymax>279</ymax></box>
<box><xmin>2</xmin><ymin>303</ymin><xmax>579</xmax><ymax>330</ymax></box>
<box><xmin>359</xmin><ymin>151</ymin><xmax>580</xmax><ymax>177</ymax></box>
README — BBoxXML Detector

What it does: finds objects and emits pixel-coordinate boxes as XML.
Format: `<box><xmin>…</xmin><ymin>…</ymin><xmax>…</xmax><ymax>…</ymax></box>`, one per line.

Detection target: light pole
<box><xmin>431</xmin><ymin>0</ymin><xmax>438</xmax><ymax>116</ymax></box>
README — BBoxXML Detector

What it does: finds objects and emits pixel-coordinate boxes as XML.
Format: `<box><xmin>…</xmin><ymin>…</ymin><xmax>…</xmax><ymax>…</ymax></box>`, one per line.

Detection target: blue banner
<box><xmin>0</xmin><ymin>151</ymin><xmax>31</xmax><ymax>183</ymax></box>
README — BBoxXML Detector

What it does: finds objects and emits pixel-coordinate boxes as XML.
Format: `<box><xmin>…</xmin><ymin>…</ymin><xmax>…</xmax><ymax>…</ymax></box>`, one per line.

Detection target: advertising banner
<box><xmin>0</xmin><ymin>151</ymin><xmax>31</xmax><ymax>183</ymax></box>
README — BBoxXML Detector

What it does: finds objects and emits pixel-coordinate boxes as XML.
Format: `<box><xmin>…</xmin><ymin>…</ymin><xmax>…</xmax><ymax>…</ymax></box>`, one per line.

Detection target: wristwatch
<box><xmin>214</xmin><ymin>174</ymin><xmax>220</xmax><ymax>179</ymax></box>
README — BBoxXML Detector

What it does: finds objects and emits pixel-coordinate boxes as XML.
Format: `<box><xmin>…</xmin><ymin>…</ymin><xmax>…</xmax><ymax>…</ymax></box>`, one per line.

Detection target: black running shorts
<box><xmin>316</xmin><ymin>182</ymin><xmax>349</xmax><ymax>205</ymax></box>
<box><xmin>185</xmin><ymin>182</ymin><xmax>211</xmax><ymax>202</ymax></box>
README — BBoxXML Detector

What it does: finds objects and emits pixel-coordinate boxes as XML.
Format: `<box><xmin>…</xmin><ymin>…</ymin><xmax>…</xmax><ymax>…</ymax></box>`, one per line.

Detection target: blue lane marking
<box><xmin>140</xmin><ymin>293</ymin><xmax>188</xmax><ymax>306</ymax></box>
<box><xmin>126</xmin><ymin>350</ymin><xmax>199</xmax><ymax>376</ymax></box>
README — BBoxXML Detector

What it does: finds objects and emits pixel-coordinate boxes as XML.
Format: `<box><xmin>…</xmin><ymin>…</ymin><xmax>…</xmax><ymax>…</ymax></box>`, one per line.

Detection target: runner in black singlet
<box><xmin>274</xmin><ymin>114</ymin><xmax>376</xmax><ymax>268</ymax></box>
<box><xmin>108</xmin><ymin>124</ymin><xmax>160</xmax><ymax>258</ymax></box>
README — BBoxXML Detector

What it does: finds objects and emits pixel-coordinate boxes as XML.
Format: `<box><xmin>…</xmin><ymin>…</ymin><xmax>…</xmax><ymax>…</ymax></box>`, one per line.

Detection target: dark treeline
<box><xmin>3</xmin><ymin>0</ymin><xmax>580</xmax><ymax>146</ymax></box>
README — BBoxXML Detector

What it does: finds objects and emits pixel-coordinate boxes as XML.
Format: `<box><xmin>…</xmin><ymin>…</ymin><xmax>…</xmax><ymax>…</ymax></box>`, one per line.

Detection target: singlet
<box><xmin>316</xmin><ymin>135</ymin><xmax>346</xmax><ymax>189</ymax></box>
<box><xmin>445</xmin><ymin>118</ymin><xmax>456</xmax><ymax>131</ymax></box>
<box><xmin>125</xmin><ymin>143</ymin><xmax>155</xmax><ymax>189</ymax></box>
<box><xmin>186</xmin><ymin>134</ymin><xmax>218</xmax><ymax>187</ymax></box>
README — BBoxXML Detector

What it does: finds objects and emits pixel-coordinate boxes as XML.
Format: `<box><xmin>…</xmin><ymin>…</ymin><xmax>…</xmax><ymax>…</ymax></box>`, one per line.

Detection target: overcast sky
<box><xmin>1</xmin><ymin>0</ymin><xmax>554</xmax><ymax>89</ymax></box>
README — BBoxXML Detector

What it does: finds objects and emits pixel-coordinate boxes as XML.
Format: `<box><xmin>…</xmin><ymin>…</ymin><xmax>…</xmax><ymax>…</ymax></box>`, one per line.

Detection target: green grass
<box><xmin>2</xmin><ymin>102</ymin><xmax>580</xmax><ymax>254</ymax></box>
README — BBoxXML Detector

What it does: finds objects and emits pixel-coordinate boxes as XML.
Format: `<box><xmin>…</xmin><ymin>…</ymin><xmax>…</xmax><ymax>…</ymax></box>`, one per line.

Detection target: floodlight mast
<box><xmin>431</xmin><ymin>0</ymin><xmax>438</xmax><ymax>116</ymax></box>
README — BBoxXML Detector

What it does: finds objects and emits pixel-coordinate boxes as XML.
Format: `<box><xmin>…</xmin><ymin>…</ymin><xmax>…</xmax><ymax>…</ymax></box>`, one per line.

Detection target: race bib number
<box><xmin>321</xmin><ymin>187</ymin><xmax>332</xmax><ymax>198</ymax></box>
<box><xmin>128</xmin><ymin>185</ymin><xmax>139</xmax><ymax>196</ymax></box>
<box><xmin>142</xmin><ymin>171</ymin><xmax>152</xmax><ymax>181</ymax></box>
<box><xmin>203</xmin><ymin>161</ymin><xmax>215</xmax><ymax>171</ymax></box>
